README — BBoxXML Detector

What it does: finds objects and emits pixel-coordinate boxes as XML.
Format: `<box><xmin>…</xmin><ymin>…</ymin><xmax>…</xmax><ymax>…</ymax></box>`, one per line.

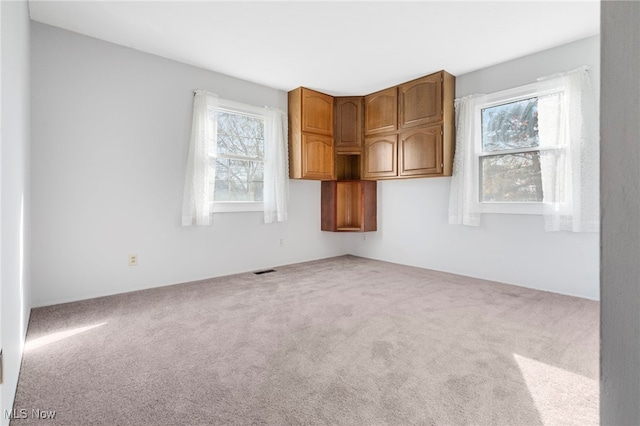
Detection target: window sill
<box><xmin>212</xmin><ymin>202</ymin><xmax>264</xmax><ymax>213</ymax></box>
<box><xmin>481</xmin><ymin>202</ymin><xmax>543</xmax><ymax>215</ymax></box>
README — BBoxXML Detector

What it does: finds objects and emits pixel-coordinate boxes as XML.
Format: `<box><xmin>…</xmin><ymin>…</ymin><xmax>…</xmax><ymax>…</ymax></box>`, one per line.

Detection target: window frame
<box><xmin>210</xmin><ymin>99</ymin><xmax>266</xmax><ymax>213</ymax></box>
<box><xmin>473</xmin><ymin>82</ymin><xmax>558</xmax><ymax>215</ymax></box>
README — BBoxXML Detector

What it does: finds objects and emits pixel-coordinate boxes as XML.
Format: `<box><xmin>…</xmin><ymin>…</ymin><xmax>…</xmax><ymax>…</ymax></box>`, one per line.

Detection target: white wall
<box><xmin>31</xmin><ymin>23</ymin><xmax>345</xmax><ymax>307</ymax></box>
<box><xmin>349</xmin><ymin>36</ymin><xmax>600</xmax><ymax>300</ymax></box>
<box><xmin>1</xmin><ymin>0</ymin><xmax>31</xmax><ymax>423</ymax></box>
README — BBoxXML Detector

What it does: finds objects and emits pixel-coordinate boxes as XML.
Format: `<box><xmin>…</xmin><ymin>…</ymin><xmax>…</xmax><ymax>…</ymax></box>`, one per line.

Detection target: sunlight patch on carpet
<box><xmin>513</xmin><ymin>353</ymin><xmax>598</xmax><ymax>425</ymax></box>
<box><xmin>25</xmin><ymin>323</ymin><xmax>107</xmax><ymax>352</ymax></box>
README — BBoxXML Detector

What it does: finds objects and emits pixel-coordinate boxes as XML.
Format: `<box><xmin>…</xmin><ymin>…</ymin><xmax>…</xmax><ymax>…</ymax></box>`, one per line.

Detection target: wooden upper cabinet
<box><xmin>301</xmin><ymin>88</ymin><xmax>334</xmax><ymax>136</ymax></box>
<box><xmin>399</xmin><ymin>73</ymin><xmax>443</xmax><ymax>129</ymax></box>
<box><xmin>399</xmin><ymin>125</ymin><xmax>442</xmax><ymax>176</ymax></box>
<box><xmin>363</xmin><ymin>134</ymin><xmax>397</xmax><ymax>179</ymax></box>
<box><xmin>364</xmin><ymin>87</ymin><xmax>397</xmax><ymax>135</ymax></box>
<box><xmin>290</xmin><ymin>71</ymin><xmax>454</xmax><ymax>181</ymax></box>
<box><xmin>335</xmin><ymin>97</ymin><xmax>363</xmax><ymax>151</ymax></box>
<box><xmin>288</xmin><ymin>87</ymin><xmax>335</xmax><ymax>180</ymax></box>
<box><xmin>302</xmin><ymin>133</ymin><xmax>334</xmax><ymax>180</ymax></box>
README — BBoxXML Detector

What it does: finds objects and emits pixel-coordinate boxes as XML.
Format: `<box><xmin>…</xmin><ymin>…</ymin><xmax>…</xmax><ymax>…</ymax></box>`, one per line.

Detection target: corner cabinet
<box><xmin>287</xmin><ymin>71</ymin><xmax>454</xmax><ymax>234</ymax></box>
<box><xmin>321</xmin><ymin>180</ymin><xmax>377</xmax><ymax>232</ymax></box>
<box><xmin>363</xmin><ymin>70</ymin><xmax>455</xmax><ymax>179</ymax></box>
<box><xmin>325</xmin><ymin>96</ymin><xmax>376</xmax><ymax>232</ymax></box>
<box><xmin>288</xmin><ymin>87</ymin><xmax>335</xmax><ymax>180</ymax></box>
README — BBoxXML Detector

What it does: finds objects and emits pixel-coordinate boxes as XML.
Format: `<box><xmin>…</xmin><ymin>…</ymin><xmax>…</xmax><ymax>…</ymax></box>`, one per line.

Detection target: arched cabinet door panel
<box><xmin>302</xmin><ymin>134</ymin><xmax>335</xmax><ymax>180</ymax></box>
<box><xmin>399</xmin><ymin>73</ymin><xmax>443</xmax><ymax>129</ymax></box>
<box><xmin>364</xmin><ymin>87</ymin><xmax>397</xmax><ymax>135</ymax></box>
<box><xmin>399</xmin><ymin>126</ymin><xmax>442</xmax><ymax>177</ymax></box>
<box><xmin>335</xmin><ymin>97</ymin><xmax>363</xmax><ymax>151</ymax></box>
<box><xmin>301</xmin><ymin>88</ymin><xmax>334</xmax><ymax>136</ymax></box>
<box><xmin>363</xmin><ymin>135</ymin><xmax>397</xmax><ymax>179</ymax></box>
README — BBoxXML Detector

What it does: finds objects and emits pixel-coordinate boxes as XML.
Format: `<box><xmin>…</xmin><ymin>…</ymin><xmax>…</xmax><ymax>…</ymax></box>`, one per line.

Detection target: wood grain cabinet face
<box><xmin>399</xmin><ymin>73</ymin><xmax>443</xmax><ymax>129</ymax></box>
<box><xmin>399</xmin><ymin>126</ymin><xmax>442</xmax><ymax>176</ymax></box>
<box><xmin>336</xmin><ymin>182</ymin><xmax>362</xmax><ymax>230</ymax></box>
<box><xmin>301</xmin><ymin>88</ymin><xmax>334</xmax><ymax>136</ymax></box>
<box><xmin>290</xmin><ymin>71</ymin><xmax>453</xmax><ymax>182</ymax></box>
<box><xmin>321</xmin><ymin>180</ymin><xmax>377</xmax><ymax>232</ymax></box>
<box><xmin>289</xmin><ymin>87</ymin><xmax>335</xmax><ymax>180</ymax></box>
<box><xmin>364</xmin><ymin>135</ymin><xmax>398</xmax><ymax>178</ymax></box>
<box><xmin>335</xmin><ymin>97</ymin><xmax>363</xmax><ymax>151</ymax></box>
<box><xmin>302</xmin><ymin>133</ymin><xmax>335</xmax><ymax>180</ymax></box>
<box><xmin>364</xmin><ymin>87</ymin><xmax>397</xmax><ymax>135</ymax></box>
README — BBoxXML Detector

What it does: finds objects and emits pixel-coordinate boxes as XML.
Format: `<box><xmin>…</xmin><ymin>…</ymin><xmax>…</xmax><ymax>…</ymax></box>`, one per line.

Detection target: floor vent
<box><xmin>254</xmin><ymin>269</ymin><xmax>276</xmax><ymax>275</ymax></box>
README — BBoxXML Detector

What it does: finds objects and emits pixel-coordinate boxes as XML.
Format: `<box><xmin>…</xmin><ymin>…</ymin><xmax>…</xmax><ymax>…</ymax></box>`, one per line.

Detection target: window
<box><xmin>449</xmin><ymin>67</ymin><xmax>598</xmax><ymax>231</ymax></box>
<box><xmin>474</xmin><ymin>84</ymin><xmax>551</xmax><ymax>215</ymax></box>
<box><xmin>182</xmin><ymin>90</ymin><xmax>288</xmax><ymax>226</ymax></box>
<box><xmin>480</xmin><ymin>96</ymin><xmax>540</xmax><ymax>202</ymax></box>
<box><xmin>210</xmin><ymin>100</ymin><xmax>265</xmax><ymax>212</ymax></box>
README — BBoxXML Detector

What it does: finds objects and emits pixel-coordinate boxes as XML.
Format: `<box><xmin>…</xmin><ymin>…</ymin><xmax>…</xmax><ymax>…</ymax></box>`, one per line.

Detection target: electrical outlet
<box><xmin>362</xmin><ymin>234</ymin><xmax>367</xmax><ymax>241</ymax></box>
<box><xmin>129</xmin><ymin>254</ymin><xmax>138</xmax><ymax>266</ymax></box>
<box><xmin>279</xmin><ymin>238</ymin><xmax>284</xmax><ymax>247</ymax></box>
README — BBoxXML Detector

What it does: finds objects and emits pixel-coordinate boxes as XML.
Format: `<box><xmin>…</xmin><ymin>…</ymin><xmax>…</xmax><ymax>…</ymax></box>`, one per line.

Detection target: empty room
<box><xmin>2</xmin><ymin>1</ymin><xmax>639</xmax><ymax>425</ymax></box>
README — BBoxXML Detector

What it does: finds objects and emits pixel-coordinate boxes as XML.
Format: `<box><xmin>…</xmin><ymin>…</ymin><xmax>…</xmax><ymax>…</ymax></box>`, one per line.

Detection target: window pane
<box><xmin>217</xmin><ymin>111</ymin><xmax>264</xmax><ymax>159</ymax></box>
<box><xmin>213</xmin><ymin>158</ymin><xmax>264</xmax><ymax>202</ymax></box>
<box><xmin>481</xmin><ymin>152</ymin><xmax>543</xmax><ymax>202</ymax></box>
<box><xmin>481</xmin><ymin>98</ymin><xmax>538</xmax><ymax>152</ymax></box>
<box><xmin>212</xmin><ymin>108</ymin><xmax>265</xmax><ymax>203</ymax></box>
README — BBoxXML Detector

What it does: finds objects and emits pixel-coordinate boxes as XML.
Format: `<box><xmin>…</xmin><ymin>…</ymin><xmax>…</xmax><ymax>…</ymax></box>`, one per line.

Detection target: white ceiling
<box><xmin>28</xmin><ymin>1</ymin><xmax>600</xmax><ymax>96</ymax></box>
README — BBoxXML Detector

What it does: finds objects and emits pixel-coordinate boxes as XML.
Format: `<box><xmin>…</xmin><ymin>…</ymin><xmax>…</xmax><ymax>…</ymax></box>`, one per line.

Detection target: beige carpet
<box><xmin>12</xmin><ymin>255</ymin><xmax>599</xmax><ymax>425</ymax></box>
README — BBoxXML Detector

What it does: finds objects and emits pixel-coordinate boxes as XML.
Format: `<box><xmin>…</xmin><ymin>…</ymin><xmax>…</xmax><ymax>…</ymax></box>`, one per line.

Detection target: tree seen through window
<box><xmin>480</xmin><ymin>97</ymin><xmax>542</xmax><ymax>202</ymax></box>
<box><xmin>213</xmin><ymin>110</ymin><xmax>264</xmax><ymax>202</ymax></box>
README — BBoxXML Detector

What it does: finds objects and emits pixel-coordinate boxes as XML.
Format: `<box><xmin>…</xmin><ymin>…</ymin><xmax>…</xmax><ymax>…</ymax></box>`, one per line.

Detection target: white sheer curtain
<box><xmin>182</xmin><ymin>90</ymin><xmax>218</xmax><ymax>226</ymax></box>
<box><xmin>448</xmin><ymin>94</ymin><xmax>486</xmax><ymax>226</ymax></box>
<box><xmin>537</xmin><ymin>66</ymin><xmax>599</xmax><ymax>232</ymax></box>
<box><xmin>449</xmin><ymin>67</ymin><xmax>598</xmax><ymax>232</ymax></box>
<box><xmin>263</xmin><ymin>107</ymin><xmax>289</xmax><ymax>223</ymax></box>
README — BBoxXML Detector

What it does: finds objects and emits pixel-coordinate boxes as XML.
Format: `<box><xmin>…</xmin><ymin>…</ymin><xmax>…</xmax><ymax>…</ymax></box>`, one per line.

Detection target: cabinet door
<box><xmin>302</xmin><ymin>133</ymin><xmax>334</xmax><ymax>179</ymax></box>
<box><xmin>301</xmin><ymin>88</ymin><xmax>334</xmax><ymax>136</ymax></box>
<box><xmin>335</xmin><ymin>97</ymin><xmax>363</xmax><ymax>151</ymax></box>
<box><xmin>399</xmin><ymin>126</ymin><xmax>442</xmax><ymax>176</ymax></box>
<box><xmin>364</xmin><ymin>87</ymin><xmax>397</xmax><ymax>135</ymax></box>
<box><xmin>364</xmin><ymin>135</ymin><xmax>397</xmax><ymax>178</ymax></box>
<box><xmin>398</xmin><ymin>73</ymin><xmax>442</xmax><ymax>129</ymax></box>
